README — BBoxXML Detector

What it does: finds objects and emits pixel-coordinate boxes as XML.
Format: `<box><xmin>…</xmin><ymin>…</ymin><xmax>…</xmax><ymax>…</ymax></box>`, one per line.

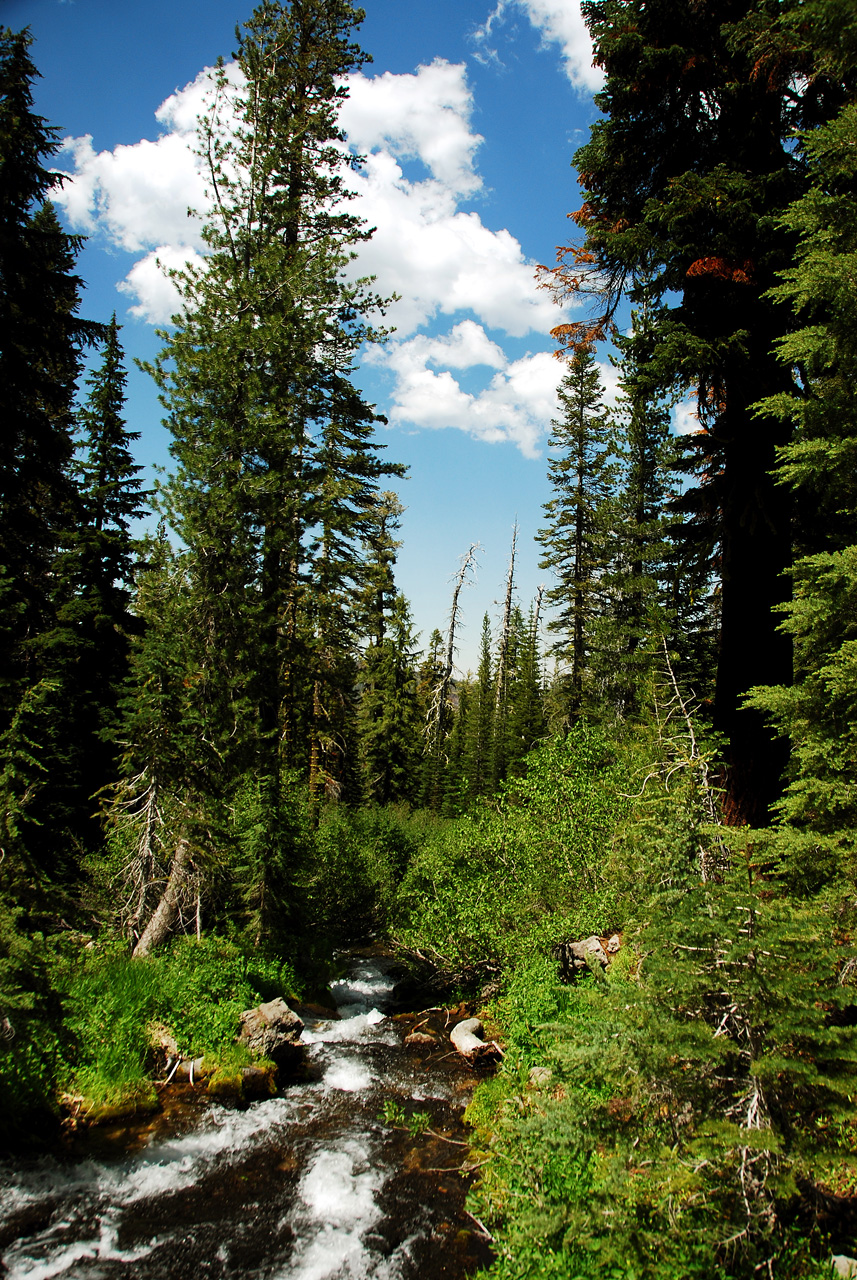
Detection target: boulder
<box><xmin>239</xmin><ymin>997</ymin><xmax>304</xmax><ymax>1070</ymax></box>
<box><xmin>554</xmin><ymin>935</ymin><xmax>610</xmax><ymax>982</ymax></box>
<box><xmin>832</xmin><ymin>1258</ymin><xmax>857</xmax><ymax>1279</ymax></box>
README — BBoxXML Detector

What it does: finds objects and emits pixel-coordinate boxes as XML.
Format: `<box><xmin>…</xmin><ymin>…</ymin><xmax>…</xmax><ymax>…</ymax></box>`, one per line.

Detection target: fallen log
<box><xmin>450</xmin><ymin>1017</ymin><xmax>503</xmax><ymax>1061</ymax></box>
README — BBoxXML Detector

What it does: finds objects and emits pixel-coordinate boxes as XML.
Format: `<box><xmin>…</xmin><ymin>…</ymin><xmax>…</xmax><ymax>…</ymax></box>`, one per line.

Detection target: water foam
<box><xmin>3</xmin><ymin>1214</ymin><xmax>156</xmax><ymax>1280</ymax></box>
<box><xmin>281</xmin><ymin>1142</ymin><xmax>386</xmax><ymax>1280</ymax></box>
<box><xmin>323</xmin><ymin>1057</ymin><xmax>373</xmax><ymax>1092</ymax></box>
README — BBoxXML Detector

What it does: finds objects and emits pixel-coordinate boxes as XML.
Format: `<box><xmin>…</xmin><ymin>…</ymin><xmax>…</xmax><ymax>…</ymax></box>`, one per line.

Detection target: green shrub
<box><xmin>392</xmin><ymin>728</ymin><xmax>626</xmax><ymax>980</ymax></box>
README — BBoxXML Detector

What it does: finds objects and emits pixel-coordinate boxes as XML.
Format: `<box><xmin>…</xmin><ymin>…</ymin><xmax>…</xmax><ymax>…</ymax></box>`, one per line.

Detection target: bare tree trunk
<box><xmin>132</xmin><ymin>838</ymin><xmax>192</xmax><ymax>959</ymax></box>
<box><xmin>532</xmin><ymin>582</ymin><xmax>545</xmax><ymax>641</ymax></box>
<box><xmin>427</xmin><ymin>544</ymin><xmax>479</xmax><ymax>808</ymax></box>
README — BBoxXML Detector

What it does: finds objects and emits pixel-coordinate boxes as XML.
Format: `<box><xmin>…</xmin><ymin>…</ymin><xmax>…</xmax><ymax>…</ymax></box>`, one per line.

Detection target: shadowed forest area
<box><xmin>1</xmin><ymin>0</ymin><xmax>857</xmax><ymax>1275</ymax></box>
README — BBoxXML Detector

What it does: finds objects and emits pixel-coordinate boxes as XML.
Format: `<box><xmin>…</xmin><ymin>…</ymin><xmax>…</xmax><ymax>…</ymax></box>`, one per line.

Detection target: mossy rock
<box><xmin>82</xmin><ymin>1084</ymin><xmax>159</xmax><ymax>1125</ymax></box>
<box><xmin>206</xmin><ymin>1069</ymin><xmax>245</xmax><ymax>1099</ymax></box>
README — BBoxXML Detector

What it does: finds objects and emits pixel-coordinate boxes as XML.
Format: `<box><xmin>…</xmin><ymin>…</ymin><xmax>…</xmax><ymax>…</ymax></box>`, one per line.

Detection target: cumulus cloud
<box><xmin>368</xmin><ymin>322</ymin><xmax>582</xmax><ymax>457</ymax></box>
<box><xmin>52</xmin><ymin>55</ymin><xmax>575</xmax><ymax>448</ymax></box>
<box><xmin>340</xmin><ymin>59</ymin><xmax>483</xmax><ymax>196</ymax></box>
<box><xmin>473</xmin><ymin>0</ymin><xmax>602</xmax><ymax>94</ymax></box>
<box><xmin>345</xmin><ymin>149</ymin><xmax>558</xmax><ymax>337</ymax></box>
<box><xmin>118</xmin><ymin>244</ymin><xmax>207</xmax><ymax>324</ymax></box>
<box><xmin>53</xmin><ymin>57</ymin><xmax>562</xmax><ymax>338</ymax></box>
<box><xmin>55</xmin><ymin>131</ymin><xmax>207</xmax><ymax>254</ymax></box>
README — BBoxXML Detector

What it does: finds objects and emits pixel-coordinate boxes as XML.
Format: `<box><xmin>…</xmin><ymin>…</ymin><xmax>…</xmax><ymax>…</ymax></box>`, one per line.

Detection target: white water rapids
<box><xmin>0</xmin><ymin>956</ymin><xmax>490</xmax><ymax>1279</ymax></box>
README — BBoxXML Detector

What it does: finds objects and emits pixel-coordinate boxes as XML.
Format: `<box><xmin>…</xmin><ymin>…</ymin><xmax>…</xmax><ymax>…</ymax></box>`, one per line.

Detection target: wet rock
<box><xmin>82</xmin><ymin>1087</ymin><xmax>160</xmax><ymax>1126</ymax></box>
<box><xmin>289</xmin><ymin>998</ymin><xmax>339</xmax><ymax>1021</ymax></box>
<box><xmin>554</xmin><ymin>935</ymin><xmax>610</xmax><ymax>982</ymax></box>
<box><xmin>239</xmin><ymin>997</ymin><xmax>304</xmax><ymax>1070</ymax></box>
<box><xmin>206</xmin><ymin>1064</ymin><xmax>276</xmax><ymax>1100</ymax></box>
<box><xmin>405</xmin><ymin>1030</ymin><xmax>438</xmax><ymax>1047</ymax></box>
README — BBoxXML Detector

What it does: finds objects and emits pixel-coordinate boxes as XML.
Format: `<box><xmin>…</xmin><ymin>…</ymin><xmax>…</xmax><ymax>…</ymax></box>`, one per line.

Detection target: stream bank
<box><xmin>0</xmin><ymin>948</ymin><xmax>495</xmax><ymax>1279</ymax></box>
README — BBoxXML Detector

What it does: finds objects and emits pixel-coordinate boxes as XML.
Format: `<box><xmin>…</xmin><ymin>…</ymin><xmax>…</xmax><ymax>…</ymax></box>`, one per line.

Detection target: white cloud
<box><xmin>369</xmin><ymin>324</ymin><xmax>568</xmax><ymax>457</ymax></box>
<box><xmin>340</xmin><ymin>60</ymin><xmax>483</xmax><ymax>196</ymax></box>
<box><xmin>118</xmin><ymin>244</ymin><xmax>207</xmax><ymax>324</ymax></box>
<box><xmin>346</xmin><ymin>148</ymin><xmax>558</xmax><ymax>337</ymax></box>
<box><xmin>473</xmin><ymin>0</ymin><xmax>602</xmax><ymax>94</ymax></box>
<box><xmin>53</xmin><ymin>58</ymin><xmax>562</xmax><ymax>339</ymax></box>
<box><xmin>55</xmin><ymin>131</ymin><xmax>206</xmax><ymax>255</ymax></box>
<box><xmin>673</xmin><ymin>398</ymin><xmax>700</xmax><ymax>435</ymax></box>
<box><xmin>52</xmin><ymin>56</ymin><xmax>582</xmax><ymax>446</ymax></box>
<box><xmin>52</xmin><ymin>65</ymin><xmax>221</xmax><ymax>255</ymax></box>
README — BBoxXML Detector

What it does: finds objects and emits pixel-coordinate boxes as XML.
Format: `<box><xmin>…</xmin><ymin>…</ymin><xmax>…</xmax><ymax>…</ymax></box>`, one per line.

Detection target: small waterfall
<box><xmin>0</xmin><ymin>953</ymin><xmax>493</xmax><ymax>1279</ymax></box>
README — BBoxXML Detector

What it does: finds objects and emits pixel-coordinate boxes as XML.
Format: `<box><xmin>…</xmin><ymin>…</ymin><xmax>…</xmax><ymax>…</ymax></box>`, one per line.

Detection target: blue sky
<box><xmin>9</xmin><ymin>0</ymin><xmax>611</xmax><ymax>671</ymax></box>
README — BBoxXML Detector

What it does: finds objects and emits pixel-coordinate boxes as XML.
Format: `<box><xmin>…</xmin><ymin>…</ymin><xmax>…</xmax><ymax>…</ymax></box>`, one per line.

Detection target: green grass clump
<box><xmin>54</xmin><ymin>935</ymin><xmax>301</xmax><ymax>1119</ymax></box>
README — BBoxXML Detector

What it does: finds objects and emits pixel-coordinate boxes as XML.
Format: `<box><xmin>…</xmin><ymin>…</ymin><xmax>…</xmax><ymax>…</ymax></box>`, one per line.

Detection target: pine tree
<box><xmin>549</xmin><ymin>0</ymin><xmax>854</xmax><ymax>821</ymax></box>
<box><xmin>417</xmin><ymin>628</ymin><xmax>447</xmax><ymax>809</ymax></box>
<box><xmin>505</xmin><ymin>600</ymin><xmax>546</xmax><ymax>774</ymax></box>
<box><xmin>747</xmin><ymin>102</ymin><xmax>857</xmax><ymax>891</ymax></box>
<box><xmin>139</xmin><ymin>1</ymin><xmax>400</xmax><ymax>938</ymax></box>
<box><xmin>537</xmin><ymin>349</ymin><xmax>614</xmax><ymax>722</ymax></box>
<box><xmin>595</xmin><ymin>314</ymin><xmax>686</xmax><ymax>717</ymax></box>
<box><xmin>358</xmin><ymin>593</ymin><xmax>422</xmax><ymax>806</ymax></box>
<box><xmin>0</xmin><ymin>31</ymin><xmax>106</xmax><ymax>887</ymax></box>
<box><xmin>45</xmin><ymin>316</ymin><xmax>147</xmax><ymax>841</ymax></box>
<box><xmin>0</xmin><ymin>32</ymin><xmax>104</xmax><ymax>716</ymax></box>
<box><xmin>462</xmin><ymin>614</ymin><xmax>495</xmax><ymax>800</ymax></box>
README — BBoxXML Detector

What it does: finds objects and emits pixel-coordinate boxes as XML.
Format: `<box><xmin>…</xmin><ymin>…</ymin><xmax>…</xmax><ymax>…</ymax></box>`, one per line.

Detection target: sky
<box><xmin>8</xmin><ymin>0</ymin><xmax>619</xmax><ymax>672</ymax></box>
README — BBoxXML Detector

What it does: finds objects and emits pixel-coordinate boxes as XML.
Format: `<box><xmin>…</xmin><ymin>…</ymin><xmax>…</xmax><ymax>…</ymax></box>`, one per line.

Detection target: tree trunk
<box><xmin>714</xmin><ymin>355</ymin><xmax>792</xmax><ymax>827</ymax></box>
<box><xmin>132</xmin><ymin>837</ymin><xmax>192</xmax><ymax>958</ymax></box>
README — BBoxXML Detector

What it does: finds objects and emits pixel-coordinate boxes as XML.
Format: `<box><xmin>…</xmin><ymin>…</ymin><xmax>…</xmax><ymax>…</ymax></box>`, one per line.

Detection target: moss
<box><xmin>78</xmin><ymin>1081</ymin><xmax>159</xmax><ymax>1125</ymax></box>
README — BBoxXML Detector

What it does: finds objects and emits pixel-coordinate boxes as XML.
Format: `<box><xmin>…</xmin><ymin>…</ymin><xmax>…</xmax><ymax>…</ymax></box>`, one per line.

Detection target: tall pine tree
<box><xmin>537</xmin><ymin>348</ymin><xmax>614</xmax><ymax>722</ymax></box>
<box><xmin>550</xmin><ymin>0</ymin><xmax>854</xmax><ymax>821</ymax></box>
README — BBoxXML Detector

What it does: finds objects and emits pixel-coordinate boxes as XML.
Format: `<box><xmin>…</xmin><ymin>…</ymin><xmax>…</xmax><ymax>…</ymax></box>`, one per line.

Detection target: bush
<box><xmin>391</xmin><ymin>728</ymin><xmax>626</xmax><ymax>982</ymax></box>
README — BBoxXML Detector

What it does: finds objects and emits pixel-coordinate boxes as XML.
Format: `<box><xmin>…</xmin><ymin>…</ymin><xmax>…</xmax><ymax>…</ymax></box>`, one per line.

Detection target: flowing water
<box><xmin>0</xmin><ymin>953</ymin><xmax>493</xmax><ymax>1279</ymax></box>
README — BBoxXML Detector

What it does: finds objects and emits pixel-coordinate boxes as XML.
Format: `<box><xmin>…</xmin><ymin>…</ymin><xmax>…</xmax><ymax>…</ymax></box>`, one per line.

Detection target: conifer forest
<box><xmin>1</xmin><ymin>1</ymin><xmax>857</xmax><ymax>1276</ymax></box>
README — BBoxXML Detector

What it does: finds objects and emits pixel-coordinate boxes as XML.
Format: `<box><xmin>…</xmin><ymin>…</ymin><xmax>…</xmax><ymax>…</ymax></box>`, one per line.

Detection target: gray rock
<box><xmin>554</xmin><ymin>935</ymin><xmax>610</xmax><ymax>981</ymax></box>
<box><xmin>239</xmin><ymin>997</ymin><xmax>304</xmax><ymax>1069</ymax></box>
<box><xmin>832</xmin><ymin>1257</ymin><xmax>857</xmax><ymax>1279</ymax></box>
<box><xmin>606</xmin><ymin>933</ymin><xmax>621</xmax><ymax>954</ymax></box>
<box><xmin>528</xmin><ymin>1066</ymin><xmax>552</xmax><ymax>1088</ymax></box>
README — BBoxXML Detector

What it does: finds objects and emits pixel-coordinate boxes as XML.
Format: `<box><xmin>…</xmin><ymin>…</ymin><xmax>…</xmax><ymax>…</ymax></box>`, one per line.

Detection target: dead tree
<box><xmin>425</xmin><ymin>544</ymin><xmax>479</xmax><ymax>807</ymax></box>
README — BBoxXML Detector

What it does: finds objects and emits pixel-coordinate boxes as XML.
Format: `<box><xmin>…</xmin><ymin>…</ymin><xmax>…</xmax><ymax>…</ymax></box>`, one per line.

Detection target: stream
<box><xmin>0</xmin><ymin>952</ymin><xmax>494</xmax><ymax>1279</ymax></box>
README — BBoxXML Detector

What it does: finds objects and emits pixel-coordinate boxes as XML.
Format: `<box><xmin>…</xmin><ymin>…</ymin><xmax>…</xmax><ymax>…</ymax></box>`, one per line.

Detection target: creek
<box><xmin>0</xmin><ymin>951</ymin><xmax>494</xmax><ymax>1279</ymax></box>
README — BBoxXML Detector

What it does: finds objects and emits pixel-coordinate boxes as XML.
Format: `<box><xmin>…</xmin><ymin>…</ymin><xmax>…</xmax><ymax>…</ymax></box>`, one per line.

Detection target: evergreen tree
<box><xmin>101</xmin><ymin>533</ymin><xmax>206</xmax><ymax>951</ymax></box>
<box><xmin>0</xmin><ymin>32</ymin><xmax>104</xmax><ymax>717</ymax></box>
<box><xmin>358</xmin><ymin>593</ymin><xmax>422</xmax><ymax>806</ymax></box>
<box><xmin>505</xmin><ymin>601</ymin><xmax>546</xmax><ymax>774</ymax></box>
<box><xmin>462</xmin><ymin>613</ymin><xmax>495</xmax><ymax>800</ymax></box>
<box><xmin>417</xmin><ymin>627</ymin><xmax>447</xmax><ymax>809</ymax></box>
<box><xmin>0</xmin><ymin>30</ymin><xmax>106</xmax><ymax>886</ymax></box>
<box><xmin>747</xmin><ymin>102</ymin><xmax>857</xmax><ymax>890</ymax></box>
<box><xmin>537</xmin><ymin>348</ymin><xmax>614</xmax><ymax>722</ymax></box>
<box><xmin>551</xmin><ymin>0</ymin><xmax>854</xmax><ymax>821</ymax></box>
<box><xmin>140</xmin><ymin>1</ymin><xmax>400</xmax><ymax>939</ymax></box>
<box><xmin>46</xmin><ymin>317</ymin><xmax>147</xmax><ymax>837</ymax></box>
